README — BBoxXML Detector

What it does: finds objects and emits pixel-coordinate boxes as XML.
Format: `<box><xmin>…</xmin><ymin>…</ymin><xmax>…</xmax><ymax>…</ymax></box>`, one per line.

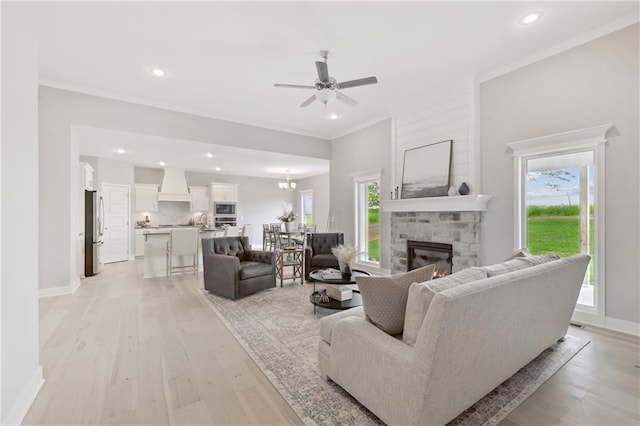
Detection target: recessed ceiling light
<box><xmin>215</xmin><ymin>166</ymin><xmax>221</xmax><ymax>171</ymax></box>
<box><xmin>159</xmin><ymin>161</ymin><xmax>166</xmax><ymax>166</ymax></box>
<box><xmin>520</xmin><ymin>11</ymin><xmax>543</xmax><ymax>25</ymax></box>
<box><xmin>205</xmin><ymin>153</ymin><xmax>214</xmax><ymax>158</ymax></box>
<box><xmin>116</xmin><ymin>148</ymin><xmax>126</xmax><ymax>154</ymax></box>
<box><xmin>151</xmin><ymin>68</ymin><xmax>166</xmax><ymax>77</ymax></box>
<box><xmin>329</xmin><ymin>113</ymin><xmax>338</xmax><ymax>120</ymax></box>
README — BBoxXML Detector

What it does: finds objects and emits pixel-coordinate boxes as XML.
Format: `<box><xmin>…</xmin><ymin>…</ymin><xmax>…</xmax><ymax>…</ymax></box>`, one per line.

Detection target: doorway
<box><xmin>102</xmin><ymin>183</ymin><xmax>131</xmax><ymax>263</ymax></box>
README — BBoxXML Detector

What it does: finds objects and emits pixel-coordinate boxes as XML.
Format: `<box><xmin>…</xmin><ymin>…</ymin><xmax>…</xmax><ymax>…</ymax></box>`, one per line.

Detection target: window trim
<box><xmin>351</xmin><ymin>169</ymin><xmax>382</xmax><ymax>266</ymax></box>
<box><xmin>507</xmin><ymin>124</ymin><xmax>612</xmax><ymax>326</ymax></box>
<box><xmin>299</xmin><ymin>189</ymin><xmax>313</xmax><ymax>226</ymax></box>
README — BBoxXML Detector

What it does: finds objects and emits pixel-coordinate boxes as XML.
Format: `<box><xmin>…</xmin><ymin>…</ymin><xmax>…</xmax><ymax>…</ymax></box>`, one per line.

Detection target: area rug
<box><xmin>202</xmin><ymin>282</ymin><xmax>589</xmax><ymax>425</ymax></box>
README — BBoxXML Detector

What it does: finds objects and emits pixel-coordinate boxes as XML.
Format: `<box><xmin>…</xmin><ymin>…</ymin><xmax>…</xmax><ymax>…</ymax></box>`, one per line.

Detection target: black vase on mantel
<box><xmin>458</xmin><ymin>182</ymin><xmax>470</xmax><ymax>195</ymax></box>
<box><xmin>341</xmin><ymin>264</ymin><xmax>352</xmax><ymax>281</ymax></box>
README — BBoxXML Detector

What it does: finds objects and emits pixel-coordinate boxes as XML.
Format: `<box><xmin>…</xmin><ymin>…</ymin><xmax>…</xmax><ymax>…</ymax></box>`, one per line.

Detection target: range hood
<box><xmin>158</xmin><ymin>168</ymin><xmax>191</xmax><ymax>202</ymax></box>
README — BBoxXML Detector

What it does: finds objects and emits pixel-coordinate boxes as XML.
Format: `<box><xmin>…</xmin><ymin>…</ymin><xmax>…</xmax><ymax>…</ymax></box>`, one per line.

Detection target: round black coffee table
<box><xmin>309</xmin><ymin>269</ymin><xmax>370</xmax><ymax>312</ymax></box>
<box><xmin>309</xmin><ymin>291</ymin><xmax>363</xmax><ymax>311</ymax></box>
<box><xmin>309</xmin><ymin>269</ymin><xmax>371</xmax><ymax>285</ymax></box>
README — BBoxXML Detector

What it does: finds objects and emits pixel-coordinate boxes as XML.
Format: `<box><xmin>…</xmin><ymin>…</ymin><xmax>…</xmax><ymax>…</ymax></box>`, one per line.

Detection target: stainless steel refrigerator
<box><xmin>85</xmin><ymin>190</ymin><xmax>104</xmax><ymax>276</ymax></box>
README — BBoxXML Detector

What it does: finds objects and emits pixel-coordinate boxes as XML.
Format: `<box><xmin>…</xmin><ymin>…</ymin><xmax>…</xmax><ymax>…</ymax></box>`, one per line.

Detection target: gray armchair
<box><xmin>304</xmin><ymin>233</ymin><xmax>344</xmax><ymax>280</ymax></box>
<box><xmin>202</xmin><ymin>236</ymin><xmax>275</xmax><ymax>299</ymax></box>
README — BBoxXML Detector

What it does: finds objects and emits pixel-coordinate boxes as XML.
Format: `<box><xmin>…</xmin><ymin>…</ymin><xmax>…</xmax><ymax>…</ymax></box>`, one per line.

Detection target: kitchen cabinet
<box><xmin>135</xmin><ymin>229</ymin><xmax>145</xmax><ymax>257</ymax></box>
<box><xmin>135</xmin><ymin>184</ymin><xmax>158</xmax><ymax>212</ymax></box>
<box><xmin>211</xmin><ymin>183</ymin><xmax>238</xmax><ymax>202</ymax></box>
<box><xmin>189</xmin><ymin>186</ymin><xmax>209</xmax><ymax>212</ymax></box>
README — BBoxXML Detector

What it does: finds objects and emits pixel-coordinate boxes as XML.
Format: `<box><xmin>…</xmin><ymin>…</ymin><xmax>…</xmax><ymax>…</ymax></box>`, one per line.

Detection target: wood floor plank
<box><xmin>23</xmin><ymin>260</ymin><xmax>638</xmax><ymax>425</ymax></box>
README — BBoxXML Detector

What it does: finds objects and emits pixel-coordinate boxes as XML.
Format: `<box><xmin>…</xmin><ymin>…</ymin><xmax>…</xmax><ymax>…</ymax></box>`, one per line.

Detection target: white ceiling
<box><xmin>12</xmin><ymin>1</ymin><xmax>639</xmax><ymax>177</ymax></box>
<box><xmin>76</xmin><ymin>126</ymin><xmax>330</xmax><ymax>179</ymax></box>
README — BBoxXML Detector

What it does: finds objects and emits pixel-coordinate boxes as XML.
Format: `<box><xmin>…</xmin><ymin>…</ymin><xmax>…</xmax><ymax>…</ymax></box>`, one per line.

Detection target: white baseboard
<box><xmin>39</xmin><ymin>277</ymin><xmax>81</xmax><ymax>298</ymax></box>
<box><xmin>604</xmin><ymin>316</ymin><xmax>640</xmax><ymax>337</ymax></box>
<box><xmin>2</xmin><ymin>365</ymin><xmax>44</xmax><ymax>425</ymax></box>
<box><xmin>572</xmin><ymin>311</ymin><xmax>639</xmax><ymax>337</ymax></box>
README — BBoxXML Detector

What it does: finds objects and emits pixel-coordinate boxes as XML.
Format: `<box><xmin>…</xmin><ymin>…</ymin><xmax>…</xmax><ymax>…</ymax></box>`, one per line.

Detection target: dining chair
<box><xmin>262</xmin><ymin>224</ymin><xmax>271</xmax><ymax>250</ymax></box>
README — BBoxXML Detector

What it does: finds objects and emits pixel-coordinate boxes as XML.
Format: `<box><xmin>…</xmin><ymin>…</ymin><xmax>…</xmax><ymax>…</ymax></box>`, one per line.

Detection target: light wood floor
<box><xmin>24</xmin><ymin>260</ymin><xmax>639</xmax><ymax>425</ymax></box>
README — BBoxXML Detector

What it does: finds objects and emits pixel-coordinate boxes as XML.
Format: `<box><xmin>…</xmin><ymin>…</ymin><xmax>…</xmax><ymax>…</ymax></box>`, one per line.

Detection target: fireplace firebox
<box><xmin>407</xmin><ymin>240</ymin><xmax>453</xmax><ymax>277</ymax></box>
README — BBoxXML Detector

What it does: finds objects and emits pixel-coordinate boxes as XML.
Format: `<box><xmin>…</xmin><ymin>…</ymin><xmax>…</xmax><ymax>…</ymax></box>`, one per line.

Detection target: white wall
<box><xmin>1</xmin><ymin>9</ymin><xmax>43</xmax><ymax>424</ymax></box>
<box><xmin>296</xmin><ymin>173</ymin><xmax>330</xmax><ymax>232</ymax></box>
<box><xmin>480</xmin><ymin>24</ymin><xmax>639</xmax><ymax>326</ymax></box>
<box><xmin>39</xmin><ymin>87</ymin><xmax>331</xmax><ymax>290</ymax></box>
<box><xmin>394</xmin><ymin>80</ymin><xmax>477</xmax><ymax>194</ymax></box>
<box><xmin>330</xmin><ymin>119</ymin><xmax>392</xmax><ymax>269</ymax></box>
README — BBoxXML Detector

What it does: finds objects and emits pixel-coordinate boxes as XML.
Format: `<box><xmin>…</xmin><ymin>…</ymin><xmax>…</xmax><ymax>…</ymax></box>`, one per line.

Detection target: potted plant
<box><xmin>277</xmin><ymin>204</ymin><xmax>297</xmax><ymax>232</ymax></box>
<box><xmin>331</xmin><ymin>244</ymin><xmax>359</xmax><ymax>279</ymax></box>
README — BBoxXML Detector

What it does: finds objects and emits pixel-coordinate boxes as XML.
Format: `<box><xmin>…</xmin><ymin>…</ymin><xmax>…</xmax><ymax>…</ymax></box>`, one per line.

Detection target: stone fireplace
<box><xmin>383</xmin><ymin>195</ymin><xmax>491</xmax><ymax>274</ymax></box>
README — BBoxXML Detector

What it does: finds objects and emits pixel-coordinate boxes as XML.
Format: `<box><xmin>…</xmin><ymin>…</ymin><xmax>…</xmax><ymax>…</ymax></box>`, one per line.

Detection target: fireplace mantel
<box><xmin>381</xmin><ymin>194</ymin><xmax>492</xmax><ymax>213</ymax></box>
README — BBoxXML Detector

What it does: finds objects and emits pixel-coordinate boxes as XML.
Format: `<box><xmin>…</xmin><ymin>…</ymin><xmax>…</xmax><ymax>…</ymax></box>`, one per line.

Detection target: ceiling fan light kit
<box><xmin>274</xmin><ymin>50</ymin><xmax>378</xmax><ymax>108</ymax></box>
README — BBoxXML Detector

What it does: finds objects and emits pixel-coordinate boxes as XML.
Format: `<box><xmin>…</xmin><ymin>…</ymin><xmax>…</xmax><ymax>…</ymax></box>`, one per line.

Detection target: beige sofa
<box><xmin>318</xmin><ymin>254</ymin><xmax>590</xmax><ymax>425</ymax></box>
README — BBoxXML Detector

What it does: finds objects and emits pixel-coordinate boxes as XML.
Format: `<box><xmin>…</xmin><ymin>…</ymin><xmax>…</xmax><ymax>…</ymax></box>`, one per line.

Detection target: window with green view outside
<box><xmin>367</xmin><ymin>181</ymin><xmax>380</xmax><ymax>262</ymax></box>
<box><xmin>525</xmin><ymin>152</ymin><xmax>595</xmax><ymax>307</ymax></box>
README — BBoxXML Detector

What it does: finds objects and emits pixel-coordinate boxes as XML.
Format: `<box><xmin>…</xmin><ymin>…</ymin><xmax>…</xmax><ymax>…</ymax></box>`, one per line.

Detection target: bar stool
<box><xmin>166</xmin><ymin>228</ymin><xmax>199</xmax><ymax>277</ymax></box>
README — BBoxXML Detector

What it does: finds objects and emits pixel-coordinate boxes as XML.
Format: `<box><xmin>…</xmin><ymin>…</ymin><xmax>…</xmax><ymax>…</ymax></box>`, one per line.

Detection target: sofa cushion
<box><xmin>310</xmin><ymin>253</ymin><xmax>339</xmax><ymax>267</ymax></box>
<box><xmin>504</xmin><ymin>248</ymin><xmax>530</xmax><ymax>260</ymax></box>
<box><xmin>528</xmin><ymin>253</ymin><xmax>560</xmax><ymax>265</ymax></box>
<box><xmin>402</xmin><ymin>267</ymin><xmax>487</xmax><ymax>346</ymax></box>
<box><xmin>483</xmin><ymin>253</ymin><xmax>561</xmax><ymax>277</ymax></box>
<box><xmin>481</xmin><ymin>258</ymin><xmax>533</xmax><ymax>277</ymax></box>
<box><xmin>319</xmin><ymin>306</ymin><xmax>365</xmax><ymax>343</ymax></box>
<box><xmin>356</xmin><ymin>265</ymin><xmax>435</xmax><ymax>335</ymax></box>
<box><xmin>238</xmin><ymin>261</ymin><xmax>272</xmax><ymax>280</ymax></box>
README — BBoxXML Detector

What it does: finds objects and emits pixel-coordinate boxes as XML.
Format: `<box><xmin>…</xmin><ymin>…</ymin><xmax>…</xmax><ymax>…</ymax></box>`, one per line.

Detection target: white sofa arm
<box><xmin>329</xmin><ymin>317</ymin><xmax>426</xmax><ymax>425</ymax></box>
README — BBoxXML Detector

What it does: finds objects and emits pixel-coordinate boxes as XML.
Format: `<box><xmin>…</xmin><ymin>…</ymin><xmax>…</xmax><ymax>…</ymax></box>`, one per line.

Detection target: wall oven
<box><xmin>214</xmin><ymin>202</ymin><xmax>236</xmax><ymax>216</ymax></box>
<box><xmin>214</xmin><ymin>216</ymin><xmax>237</xmax><ymax>227</ymax></box>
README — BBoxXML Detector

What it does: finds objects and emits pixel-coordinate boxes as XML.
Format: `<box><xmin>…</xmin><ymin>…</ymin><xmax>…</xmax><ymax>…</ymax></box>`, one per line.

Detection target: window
<box><xmin>508</xmin><ymin>125</ymin><xmax>611</xmax><ymax>324</ymax></box>
<box><xmin>525</xmin><ymin>152</ymin><xmax>595</xmax><ymax>306</ymax></box>
<box><xmin>352</xmin><ymin>170</ymin><xmax>381</xmax><ymax>265</ymax></box>
<box><xmin>300</xmin><ymin>190</ymin><xmax>313</xmax><ymax>226</ymax></box>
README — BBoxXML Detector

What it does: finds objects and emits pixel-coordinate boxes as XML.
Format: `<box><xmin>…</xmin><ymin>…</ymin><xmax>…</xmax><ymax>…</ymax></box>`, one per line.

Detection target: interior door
<box><xmin>102</xmin><ymin>183</ymin><xmax>130</xmax><ymax>263</ymax></box>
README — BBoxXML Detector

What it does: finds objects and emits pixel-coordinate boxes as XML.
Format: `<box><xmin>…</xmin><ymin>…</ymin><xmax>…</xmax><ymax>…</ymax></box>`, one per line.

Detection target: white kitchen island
<box><xmin>142</xmin><ymin>227</ymin><xmax>224</xmax><ymax>278</ymax></box>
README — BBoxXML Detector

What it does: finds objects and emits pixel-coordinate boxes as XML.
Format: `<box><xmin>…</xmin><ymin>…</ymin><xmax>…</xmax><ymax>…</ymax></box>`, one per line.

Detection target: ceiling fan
<box><xmin>274</xmin><ymin>50</ymin><xmax>378</xmax><ymax>108</ymax></box>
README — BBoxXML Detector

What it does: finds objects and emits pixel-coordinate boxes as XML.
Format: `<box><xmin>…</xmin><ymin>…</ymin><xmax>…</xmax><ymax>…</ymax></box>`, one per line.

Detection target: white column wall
<box><xmin>1</xmin><ymin>10</ymin><xmax>43</xmax><ymax>424</ymax></box>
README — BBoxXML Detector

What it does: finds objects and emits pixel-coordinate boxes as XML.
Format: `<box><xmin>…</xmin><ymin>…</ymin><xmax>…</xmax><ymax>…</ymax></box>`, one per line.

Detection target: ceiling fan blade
<box><xmin>336</xmin><ymin>76</ymin><xmax>378</xmax><ymax>89</ymax></box>
<box><xmin>299</xmin><ymin>95</ymin><xmax>317</xmax><ymax>107</ymax></box>
<box><xmin>274</xmin><ymin>83</ymin><xmax>316</xmax><ymax>89</ymax></box>
<box><xmin>336</xmin><ymin>91</ymin><xmax>358</xmax><ymax>106</ymax></box>
<box><xmin>315</xmin><ymin>61</ymin><xmax>330</xmax><ymax>83</ymax></box>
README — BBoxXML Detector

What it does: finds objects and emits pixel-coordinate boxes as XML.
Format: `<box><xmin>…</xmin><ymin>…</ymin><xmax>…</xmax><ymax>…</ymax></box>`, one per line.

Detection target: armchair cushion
<box><xmin>239</xmin><ymin>261</ymin><xmax>273</xmax><ymax>280</ymax></box>
<box><xmin>310</xmin><ymin>254</ymin><xmax>339</xmax><ymax>268</ymax></box>
<box><xmin>356</xmin><ymin>265</ymin><xmax>435</xmax><ymax>335</ymax></box>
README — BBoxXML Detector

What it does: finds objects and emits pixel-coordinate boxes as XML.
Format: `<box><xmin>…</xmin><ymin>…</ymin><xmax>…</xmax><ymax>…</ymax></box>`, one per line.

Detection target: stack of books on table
<box><xmin>321</xmin><ymin>268</ymin><xmax>342</xmax><ymax>280</ymax></box>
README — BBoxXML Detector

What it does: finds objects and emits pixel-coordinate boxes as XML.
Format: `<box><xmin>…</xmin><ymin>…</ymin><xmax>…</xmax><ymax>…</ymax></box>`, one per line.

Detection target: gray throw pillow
<box><xmin>356</xmin><ymin>265</ymin><xmax>435</xmax><ymax>335</ymax></box>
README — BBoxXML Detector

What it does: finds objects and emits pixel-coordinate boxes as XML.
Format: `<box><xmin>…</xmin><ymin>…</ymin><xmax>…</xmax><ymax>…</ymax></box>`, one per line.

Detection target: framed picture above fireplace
<box><xmin>401</xmin><ymin>139</ymin><xmax>452</xmax><ymax>199</ymax></box>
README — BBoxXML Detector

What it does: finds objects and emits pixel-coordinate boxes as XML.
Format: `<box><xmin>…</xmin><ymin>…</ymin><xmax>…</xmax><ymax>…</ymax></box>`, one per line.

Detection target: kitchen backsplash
<box><xmin>136</xmin><ymin>201</ymin><xmax>202</xmax><ymax>226</ymax></box>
